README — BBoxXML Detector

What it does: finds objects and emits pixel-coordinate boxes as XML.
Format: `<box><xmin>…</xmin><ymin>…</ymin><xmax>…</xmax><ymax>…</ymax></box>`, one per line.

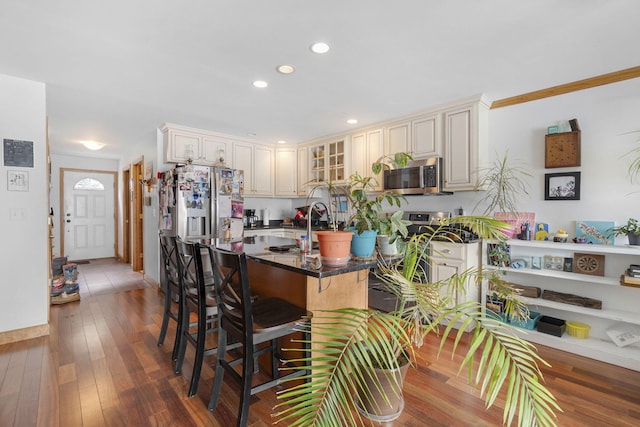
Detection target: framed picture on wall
<box><xmin>545</xmin><ymin>172</ymin><xmax>581</xmax><ymax>200</ymax></box>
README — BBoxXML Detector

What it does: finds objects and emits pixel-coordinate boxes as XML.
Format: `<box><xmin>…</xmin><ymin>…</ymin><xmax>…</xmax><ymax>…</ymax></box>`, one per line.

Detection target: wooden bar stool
<box><xmin>207</xmin><ymin>247</ymin><xmax>311</xmax><ymax>427</ymax></box>
<box><xmin>157</xmin><ymin>232</ymin><xmax>181</xmax><ymax>361</ymax></box>
<box><xmin>174</xmin><ymin>239</ymin><xmax>219</xmax><ymax>397</ymax></box>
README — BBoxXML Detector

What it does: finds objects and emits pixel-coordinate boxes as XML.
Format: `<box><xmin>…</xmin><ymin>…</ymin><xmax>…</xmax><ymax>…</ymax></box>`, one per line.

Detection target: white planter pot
<box><xmin>376</xmin><ymin>235</ymin><xmax>398</xmax><ymax>256</ymax></box>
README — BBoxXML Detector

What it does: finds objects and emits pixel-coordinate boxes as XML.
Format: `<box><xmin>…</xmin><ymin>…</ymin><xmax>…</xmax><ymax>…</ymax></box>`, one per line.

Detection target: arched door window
<box><xmin>74</xmin><ymin>178</ymin><xmax>105</xmax><ymax>191</ymax></box>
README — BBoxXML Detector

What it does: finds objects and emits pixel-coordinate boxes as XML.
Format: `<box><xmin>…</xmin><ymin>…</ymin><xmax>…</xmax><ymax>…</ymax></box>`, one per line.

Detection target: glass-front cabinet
<box><xmin>308</xmin><ymin>138</ymin><xmax>346</xmax><ymax>185</ymax></box>
<box><xmin>309</xmin><ymin>144</ymin><xmax>326</xmax><ymax>184</ymax></box>
<box><xmin>328</xmin><ymin>139</ymin><xmax>345</xmax><ymax>182</ymax></box>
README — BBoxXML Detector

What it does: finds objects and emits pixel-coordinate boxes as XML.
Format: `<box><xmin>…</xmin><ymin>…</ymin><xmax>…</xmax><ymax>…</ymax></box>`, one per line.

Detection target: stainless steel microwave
<box><xmin>382</xmin><ymin>157</ymin><xmax>452</xmax><ymax>195</ymax></box>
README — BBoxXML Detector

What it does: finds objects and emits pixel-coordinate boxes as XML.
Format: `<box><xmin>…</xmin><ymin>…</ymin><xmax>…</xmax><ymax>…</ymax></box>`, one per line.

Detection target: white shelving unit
<box><xmin>482</xmin><ymin>239</ymin><xmax>640</xmax><ymax>371</ymax></box>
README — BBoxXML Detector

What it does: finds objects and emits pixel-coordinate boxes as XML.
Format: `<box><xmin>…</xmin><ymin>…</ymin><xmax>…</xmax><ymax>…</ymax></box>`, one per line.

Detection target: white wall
<box><xmin>0</xmin><ymin>73</ymin><xmax>49</xmax><ymax>333</ymax></box>
<box><xmin>49</xmin><ymin>154</ymin><xmax>119</xmax><ymax>257</ymax></box>
<box><xmin>394</xmin><ymin>78</ymin><xmax>640</xmax><ymax>243</ymax></box>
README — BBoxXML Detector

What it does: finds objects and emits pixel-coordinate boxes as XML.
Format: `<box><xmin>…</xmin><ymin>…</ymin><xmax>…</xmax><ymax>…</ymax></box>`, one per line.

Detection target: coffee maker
<box><xmin>244</xmin><ymin>209</ymin><xmax>257</xmax><ymax>228</ymax></box>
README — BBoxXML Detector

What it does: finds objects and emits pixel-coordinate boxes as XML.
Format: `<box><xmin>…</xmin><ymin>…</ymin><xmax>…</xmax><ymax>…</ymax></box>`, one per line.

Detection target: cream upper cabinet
<box><xmin>233</xmin><ymin>142</ymin><xmax>273</xmax><ymax>197</ymax></box>
<box><xmin>202</xmin><ymin>135</ymin><xmax>232</xmax><ymax>166</ymax></box>
<box><xmin>412</xmin><ymin>113</ymin><xmax>441</xmax><ymax>159</ymax></box>
<box><xmin>275</xmin><ymin>146</ymin><xmax>297</xmax><ymax>197</ymax></box>
<box><xmin>162</xmin><ymin>123</ymin><xmax>232</xmax><ymax>166</ymax></box>
<box><xmin>385</xmin><ymin>121</ymin><xmax>410</xmax><ymax>155</ymax></box>
<box><xmin>385</xmin><ymin>114</ymin><xmax>442</xmax><ymax>160</ymax></box>
<box><xmin>442</xmin><ymin>99</ymin><xmax>488</xmax><ymax>192</ymax></box>
<box><xmin>297</xmin><ymin>146</ymin><xmax>308</xmax><ymax>196</ymax></box>
<box><xmin>351</xmin><ymin>128</ymin><xmax>383</xmax><ymax>190</ymax></box>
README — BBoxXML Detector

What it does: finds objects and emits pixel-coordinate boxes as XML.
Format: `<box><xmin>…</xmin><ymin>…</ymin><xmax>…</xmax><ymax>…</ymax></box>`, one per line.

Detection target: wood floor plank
<box><xmin>2</xmin><ymin>259</ymin><xmax>640</xmax><ymax>426</ymax></box>
<box><xmin>37</xmin><ymin>344</ymin><xmax>60</xmax><ymax>427</ymax></box>
<box><xmin>13</xmin><ymin>338</ymin><xmax>44</xmax><ymax>426</ymax></box>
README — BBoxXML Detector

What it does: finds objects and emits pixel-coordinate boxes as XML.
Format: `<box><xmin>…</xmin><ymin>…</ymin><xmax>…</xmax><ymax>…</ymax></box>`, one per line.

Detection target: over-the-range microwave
<box><xmin>383</xmin><ymin>157</ymin><xmax>452</xmax><ymax>195</ymax></box>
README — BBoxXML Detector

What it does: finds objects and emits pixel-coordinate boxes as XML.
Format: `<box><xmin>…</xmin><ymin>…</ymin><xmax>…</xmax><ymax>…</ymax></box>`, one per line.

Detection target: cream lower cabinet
<box><xmin>431</xmin><ymin>242</ymin><xmax>481</xmax><ymax>305</ymax></box>
<box><xmin>233</xmin><ymin>142</ymin><xmax>273</xmax><ymax>196</ymax></box>
<box><xmin>430</xmin><ymin>241</ymin><xmax>481</xmax><ymax>331</ymax></box>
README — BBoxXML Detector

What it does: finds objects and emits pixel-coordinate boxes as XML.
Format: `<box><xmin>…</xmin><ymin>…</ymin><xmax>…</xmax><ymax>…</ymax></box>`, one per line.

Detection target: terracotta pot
<box><xmin>315</xmin><ymin>230</ymin><xmax>353</xmax><ymax>266</ymax></box>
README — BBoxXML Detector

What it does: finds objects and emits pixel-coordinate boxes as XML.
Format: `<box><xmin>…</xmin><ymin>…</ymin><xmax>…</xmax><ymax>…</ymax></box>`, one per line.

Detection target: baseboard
<box><xmin>0</xmin><ymin>323</ymin><xmax>50</xmax><ymax>346</ymax></box>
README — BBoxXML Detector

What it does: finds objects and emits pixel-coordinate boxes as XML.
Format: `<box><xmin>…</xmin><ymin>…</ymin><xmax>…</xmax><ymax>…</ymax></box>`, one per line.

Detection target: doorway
<box><xmin>122</xmin><ymin>168</ymin><xmax>131</xmax><ymax>264</ymax></box>
<box><xmin>60</xmin><ymin>169</ymin><xmax>118</xmax><ymax>261</ymax></box>
<box><xmin>131</xmin><ymin>160</ymin><xmax>144</xmax><ymax>272</ymax></box>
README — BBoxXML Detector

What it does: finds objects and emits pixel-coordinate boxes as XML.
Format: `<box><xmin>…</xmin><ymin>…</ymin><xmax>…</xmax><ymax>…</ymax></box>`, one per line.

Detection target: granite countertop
<box><xmin>190</xmin><ymin>235</ymin><xmax>376</xmax><ymax>279</ymax></box>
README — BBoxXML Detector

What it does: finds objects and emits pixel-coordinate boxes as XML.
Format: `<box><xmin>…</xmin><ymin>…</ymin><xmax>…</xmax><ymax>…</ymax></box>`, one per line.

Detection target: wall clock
<box><xmin>545</xmin><ymin>131</ymin><xmax>581</xmax><ymax>168</ymax></box>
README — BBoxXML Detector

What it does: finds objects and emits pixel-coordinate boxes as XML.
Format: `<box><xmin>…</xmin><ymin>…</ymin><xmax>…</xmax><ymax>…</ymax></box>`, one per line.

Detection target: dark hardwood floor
<box><xmin>1</xmin><ymin>259</ymin><xmax>640</xmax><ymax>426</ymax></box>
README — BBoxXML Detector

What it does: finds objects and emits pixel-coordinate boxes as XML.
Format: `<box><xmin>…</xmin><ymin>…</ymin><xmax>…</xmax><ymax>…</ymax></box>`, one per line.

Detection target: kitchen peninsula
<box><xmin>211</xmin><ymin>235</ymin><xmax>376</xmax><ymax>315</ymax></box>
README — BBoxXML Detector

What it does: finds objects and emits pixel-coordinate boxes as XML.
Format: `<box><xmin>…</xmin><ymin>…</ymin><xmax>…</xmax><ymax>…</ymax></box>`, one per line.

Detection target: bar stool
<box><xmin>157</xmin><ymin>232</ymin><xmax>181</xmax><ymax>361</ymax></box>
<box><xmin>174</xmin><ymin>239</ymin><xmax>219</xmax><ymax>397</ymax></box>
<box><xmin>207</xmin><ymin>247</ymin><xmax>311</xmax><ymax>427</ymax></box>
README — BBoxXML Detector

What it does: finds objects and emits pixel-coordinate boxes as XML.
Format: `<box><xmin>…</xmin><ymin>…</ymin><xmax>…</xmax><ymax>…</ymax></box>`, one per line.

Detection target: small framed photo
<box><xmin>547</xmin><ymin>125</ymin><xmax>559</xmax><ymax>134</ymax></box>
<box><xmin>7</xmin><ymin>170</ymin><xmax>29</xmax><ymax>191</ymax></box>
<box><xmin>563</xmin><ymin>257</ymin><xmax>573</xmax><ymax>272</ymax></box>
<box><xmin>545</xmin><ymin>172</ymin><xmax>580</xmax><ymax>200</ymax></box>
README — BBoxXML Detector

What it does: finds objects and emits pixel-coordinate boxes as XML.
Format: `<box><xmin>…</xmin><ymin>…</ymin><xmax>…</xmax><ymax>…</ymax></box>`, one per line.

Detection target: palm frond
<box><xmin>275</xmin><ymin>215</ymin><xmax>560</xmax><ymax>427</ymax></box>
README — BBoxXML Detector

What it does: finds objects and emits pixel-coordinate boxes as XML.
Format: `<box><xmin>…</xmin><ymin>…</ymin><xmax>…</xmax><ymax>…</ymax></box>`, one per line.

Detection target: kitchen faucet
<box><xmin>306</xmin><ymin>201</ymin><xmax>332</xmax><ymax>242</ymax></box>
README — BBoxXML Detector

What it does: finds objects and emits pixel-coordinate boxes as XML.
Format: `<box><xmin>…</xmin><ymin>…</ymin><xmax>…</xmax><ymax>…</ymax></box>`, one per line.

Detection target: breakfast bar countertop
<box><xmin>214</xmin><ymin>235</ymin><xmax>376</xmax><ymax>279</ymax></box>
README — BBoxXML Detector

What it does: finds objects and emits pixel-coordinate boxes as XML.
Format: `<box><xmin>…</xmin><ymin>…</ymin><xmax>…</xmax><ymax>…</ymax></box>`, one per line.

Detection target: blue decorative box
<box><xmin>509</xmin><ymin>311</ymin><xmax>541</xmax><ymax>330</ymax></box>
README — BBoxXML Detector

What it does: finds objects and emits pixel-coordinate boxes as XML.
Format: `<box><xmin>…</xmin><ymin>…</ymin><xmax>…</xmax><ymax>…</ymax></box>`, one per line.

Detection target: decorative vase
<box><xmin>376</xmin><ymin>235</ymin><xmax>398</xmax><ymax>256</ymax></box>
<box><xmin>628</xmin><ymin>233</ymin><xmax>640</xmax><ymax>246</ymax></box>
<box><xmin>349</xmin><ymin>229</ymin><xmax>378</xmax><ymax>258</ymax></box>
<box><xmin>315</xmin><ymin>230</ymin><xmax>353</xmax><ymax>266</ymax></box>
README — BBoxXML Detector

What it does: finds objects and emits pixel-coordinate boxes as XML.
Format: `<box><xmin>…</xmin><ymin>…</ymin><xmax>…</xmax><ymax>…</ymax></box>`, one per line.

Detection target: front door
<box><xmin>62</xmin><ymin>170</ymin><xmax>116</xmax><ymax>261</ymax></box>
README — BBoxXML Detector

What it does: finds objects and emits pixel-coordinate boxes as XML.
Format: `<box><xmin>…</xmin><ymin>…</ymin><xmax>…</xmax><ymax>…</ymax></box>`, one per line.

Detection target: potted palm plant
<box><xmin>274</xmin><ymin>216</ymin><xmax>560</xmax><ymax>427</ymax></box>
<box><xmin>474</xmin><ymin>150</ymin><xmax>532</xmax><ymax>238</ymax></box>
<box><xmin>611</xmin><ymin>218</ymin><xmax>640</xmax><ymax>245</ymax></box>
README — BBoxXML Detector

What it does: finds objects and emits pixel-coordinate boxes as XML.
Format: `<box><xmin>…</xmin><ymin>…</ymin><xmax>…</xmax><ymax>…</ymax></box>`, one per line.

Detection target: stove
<box><xmin>402</xmin><ymin>210</ymin><xmax>478</xmax><ymax>243</ymax></box>
<box><xmin>368</xmin><ymin>210</ymin><xmax>477</xmax><ymax>312</ymax></box>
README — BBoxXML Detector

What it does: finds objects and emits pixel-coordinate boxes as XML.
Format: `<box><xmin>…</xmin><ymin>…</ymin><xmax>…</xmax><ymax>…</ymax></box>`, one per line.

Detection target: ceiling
<box><xmin>1</xmin><ymin>1</ymin><xmax>638</xmax><ymax>159</ymax></box>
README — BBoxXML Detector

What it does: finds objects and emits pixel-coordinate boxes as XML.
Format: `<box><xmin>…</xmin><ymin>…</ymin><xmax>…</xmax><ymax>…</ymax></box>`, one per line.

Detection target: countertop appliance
<box><xmin>159</xmin><ymin>165</ymin><xmax>244</xmax><ymax>240</ymax></box>
<box><xmin>245</xmin><ymin>209</ymin><xmax>257</xmax><ymax>228</ymax></box>
<box><xmin>383</xmin><ymin>157</ymin><xmax>452</xmax><ymax>195</ymax></box>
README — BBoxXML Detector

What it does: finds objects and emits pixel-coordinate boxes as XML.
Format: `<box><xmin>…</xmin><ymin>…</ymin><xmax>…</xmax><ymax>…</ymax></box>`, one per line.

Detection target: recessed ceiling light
<box><xmin>310</xmin><ymin>42</ymin><xmax>330</xmax><ymax>54</ymax></box>
<box><xmin>276</xmin><ymin>65</ymin><xmax>295</xmax><ymax>74</ymax></box>
<box><xmin>277</xmin><ymin>140</ymin><xmax>287</xmax><ymax>144</ymax></box>
<box><xmin>347</xmin><ymin>119</ymin><xmax>358</xmax><ymax>124</ymax></box>
<box><xmin>253</xmin><ymin>80</ymin><xmax>268</xmax><ymax>88</ymax></box>
<box><xmin>81</xmin><ymin>140</ymin><xmax>105</xmax><ymax>150</ymax></box>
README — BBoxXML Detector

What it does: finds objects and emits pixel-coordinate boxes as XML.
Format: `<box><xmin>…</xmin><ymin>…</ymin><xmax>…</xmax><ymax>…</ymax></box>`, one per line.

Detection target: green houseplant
<box><xmin>611</xmin><ymin>218</ymin><xmax>640</xmax><ymax>245</ymax></box>
<box><xmin>308</xmin><ymin>153</ymin><xmax>412</xmax><ymax>259</ymax></box>
<box><xmin>376</xmin><ymin>210</ymin><xmax>411</xmax><ymax>256</ymax></box>
<box><xmin>474</xmin><ymin>150</ymin><xmax>532</xmax><ymax>237</ymax></box>
<box><xmin>274</xmin><ymin>216</ymin><xmax>560</xmax><ymax>427</ymax></box>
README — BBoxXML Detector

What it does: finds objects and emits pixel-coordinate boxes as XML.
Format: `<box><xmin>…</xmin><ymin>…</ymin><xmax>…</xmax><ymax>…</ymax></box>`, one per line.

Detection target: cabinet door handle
<box><xmin>442</xmin><ymin>249</ymin><xmax>451</xmax><ymax>254</ymax></box>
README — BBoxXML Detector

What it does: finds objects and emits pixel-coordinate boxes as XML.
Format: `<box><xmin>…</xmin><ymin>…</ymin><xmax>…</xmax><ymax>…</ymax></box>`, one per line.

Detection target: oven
<box><xmin>368</xmin><ymin>211</ymin><xmax>477</xmax><ymax>312</ymax></box>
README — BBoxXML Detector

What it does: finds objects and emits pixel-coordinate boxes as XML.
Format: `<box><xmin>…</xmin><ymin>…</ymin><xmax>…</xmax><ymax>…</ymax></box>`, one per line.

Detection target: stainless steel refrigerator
<box><xmin>159</xmin><ymin>164</ymin><xmax>244</xmax><ymax>240</ymax></box>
